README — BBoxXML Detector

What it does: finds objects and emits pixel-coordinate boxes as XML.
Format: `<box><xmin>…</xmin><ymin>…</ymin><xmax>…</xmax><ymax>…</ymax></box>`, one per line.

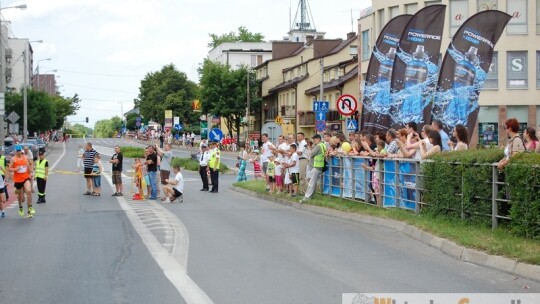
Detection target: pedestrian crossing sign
<box><xmin>346</xmin><ymin>119</ymin><xmax>357</xmax><ymax>131</ymax></box>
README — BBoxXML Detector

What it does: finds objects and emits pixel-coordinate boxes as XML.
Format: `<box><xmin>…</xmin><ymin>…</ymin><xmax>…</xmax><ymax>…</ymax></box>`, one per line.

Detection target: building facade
<box><xmin>6</xmin><ymin>37</ymin><xmax>34</xmax><ymax>92</ymax></box>
<box><xmin>358</xmin><ymin>0</ymin><xmax>540</xmax><ymax>145</ymax></box>
<box><xmin>207</xmin><ymin>42</ymin><xmax>273</xmax><ymax>69</ymax></box>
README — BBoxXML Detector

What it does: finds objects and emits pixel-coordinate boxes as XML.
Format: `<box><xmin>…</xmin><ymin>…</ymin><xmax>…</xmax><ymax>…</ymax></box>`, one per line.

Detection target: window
<box><xmin>389</xmin><ymin>6</ymin><xmax>399</xmax><ymax>19</ymax></box>
<box><xmin>537</xmin><ymin>51</ymin><xmax>540</xmax><ymax>88</ymax></box>
<box><xmin>425</xmin><ymin>0</ymin><xmax>442</xmax><ymax>5</ymax></box>
<box><xmin>507</xmin><ymin>0</ymin><xmax>527</xmax><ymax>34</ymax></box>
<box><xmin>251</xmin><ymin>55</ymin><xmax>257</xmax><ymax>67</ymax></box>
<box><xmin>449</xmin><ymin>0</ymin><xmax>469</xmax><ymax>37</ymax></box>
<box><xmin>484</xmin><ymin>52</ymin><xmax>498</xmax><ymax>89</ymax></box>
<box><xmin>405</xmin><ymin>3</ymin><xmax>418</xmax><ymax>14</ymax></box>
<box><xmin>507</xmin><ymin>51</ymin><xmax>528</xmax><ymax>89</ymax></box>
<box><xmin>361</xmin><ymin>30</ymin><xmax>370</xmax><ymax>61</ymax></box>
<box><xmin>377</xmin><ymin>9</ymin><xmax>385</xmax><ymax>33</ymax></box>
<box><xmin>477</xmin><ymin>0</ymin><xmax>497</xmax><ymax>12</ymax></box>
<box><xmin>537</xmin><ymin>0</ymin><xmax>540</xmax><ymax>34</ymax></box>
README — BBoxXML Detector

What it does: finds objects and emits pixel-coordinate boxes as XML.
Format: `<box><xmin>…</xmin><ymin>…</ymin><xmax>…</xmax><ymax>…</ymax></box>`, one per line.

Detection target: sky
<box><xmin>3</xmin><ymin>0</ymin><xmax>371</xmax><ymax>129</ymax></box>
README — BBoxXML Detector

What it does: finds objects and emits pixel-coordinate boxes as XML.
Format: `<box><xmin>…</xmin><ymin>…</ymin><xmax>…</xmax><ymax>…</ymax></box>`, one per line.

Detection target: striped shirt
<box><xmin>83</xmin><ymin>149</ymin><xmax>99</xmax><ymax>169</ymax></box>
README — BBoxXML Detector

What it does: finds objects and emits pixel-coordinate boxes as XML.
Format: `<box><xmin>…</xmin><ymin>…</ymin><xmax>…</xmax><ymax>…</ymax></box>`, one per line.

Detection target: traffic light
<box><xmin>85</xmin><ymin>117</ymin><xmax>89</xmax><ymax>123</ymax></box>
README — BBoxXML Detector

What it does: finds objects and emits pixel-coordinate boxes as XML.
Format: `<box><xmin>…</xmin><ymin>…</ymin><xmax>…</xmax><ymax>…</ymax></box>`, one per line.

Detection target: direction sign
<box><xmin>209</xmin><ymin>128</ymin><xmax>223</xmax><ymax>142</ymax></box>
<box><xmin>315</xmin><ymin>120</ymin><xmax>326</xmax><ymax>132</ymax></box>
<box><xmin>174</xmin><ymin>123</ymin><xmax>183</xmax><ymax>131</ymax></box>
<box><xmin>336</xmin><ymin>94</ymin><xmax>358</xmax><ymax>116</ymax></box>
<box><xmin>313</xmin><ymin>101</ymin><xmax>329</xmax><ymax>112</ymax></box>
<box><xmin>315</xmin><ymin>111</ymin><xmax>326</xmax><ymax>121</ymax></box>
<box><xmin>346</xmin><ymin>118</ymin><xmax>358</xmax><ymax>131</ymax></box>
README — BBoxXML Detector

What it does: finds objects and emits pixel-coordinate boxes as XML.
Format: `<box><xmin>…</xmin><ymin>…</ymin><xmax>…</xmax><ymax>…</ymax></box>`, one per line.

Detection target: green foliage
<box><xmin>171</xmin><ymin>157</ymin><xmax>228</xmax><ymax>172</ymax></box>
<box><xmin>135</xmin><ymin>64</ymin><xmax>199</xmax><ymax>127</ymax></box>
<box><xmin>422</xmin><ymin>149</ymin><xmax>504</xmax><ymax>225</ymax></box>
<box><xmin>51</xmin><ymin>94</ymin><xmax>81</xmax><ymax>129</ymax></box>
<box><xmin>94</xmin><ymin>116</ymin><xmax>122</xmax><ymax>138</ymax></box>
<box><xmin>198</xmin><ymin>59</ymin><xmax>260</xmax><ymax>140</ymax></box>
<box><xmin>119</xmin><ymin>146</ymin><xmax>145</xmax><ymax>158</ymax></box>
<box><xmin>125</xmin><ymin>112</ymin><xmax>139</xmax><ymax>131</ymax></box>
<box><xmin>6</xmin><ymin>89</ymin><xmax>57</xmax><ymax>133</ymax></box>
<box><xmin>506</xmin><ymin>153</ymin><xmax>540</xmax><ymax>239</ymax></box>
<box><xmin>208</xmin><ymin>26</ymin><xmax>264</xmax><ymax>48</ymax></box>
<box><xmin>68</xmin><ymin>123</ymin><xmax>92</xmax><ymax>137</ymax></box>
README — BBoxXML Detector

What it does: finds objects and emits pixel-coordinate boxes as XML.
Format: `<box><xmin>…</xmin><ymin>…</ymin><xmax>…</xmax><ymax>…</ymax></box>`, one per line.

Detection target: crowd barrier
<box><xmin>320</xmin><ymin>156</ymin><xmax>511</xmax><ymax>229</ymax></box>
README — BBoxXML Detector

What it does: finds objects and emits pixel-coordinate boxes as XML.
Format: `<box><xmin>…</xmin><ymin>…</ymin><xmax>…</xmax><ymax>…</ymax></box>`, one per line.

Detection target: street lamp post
<box><xmin>23</xmin><ymin>40</ymin><xmax>44</xmax><ymax>141</ymax></box>
<box><xmin>0</xmin><ymin>2</ymin><xmax>27</xmax><ymax>146</ymax></box>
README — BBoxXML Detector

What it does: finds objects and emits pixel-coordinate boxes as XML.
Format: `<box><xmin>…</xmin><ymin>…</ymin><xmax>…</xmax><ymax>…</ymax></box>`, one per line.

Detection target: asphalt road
<box><xmin>0</xmin><ymin>138</ymin><xmax>539</xmax><ymax>304</ymax></box>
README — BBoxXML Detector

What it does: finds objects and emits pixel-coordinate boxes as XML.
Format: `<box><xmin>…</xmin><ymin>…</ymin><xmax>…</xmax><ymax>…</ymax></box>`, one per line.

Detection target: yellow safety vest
<box><xmin>313</xmin><ymin>143</ymin><xmax>327</xmax><ymax>168</ymax></box>
<box><xmin>0</xmin><ymin>155</ymin><xmax>5</xmax><ymax>176</ymax></box>
<box><xmin>208</xmin><ymin>148</ymin><xmax>221</xmax><ymax>169</ymax></box>
<box><xmin>35</xmin><ymin>159</ymin><xmax>48</xmax><ymax>179</ymax></box>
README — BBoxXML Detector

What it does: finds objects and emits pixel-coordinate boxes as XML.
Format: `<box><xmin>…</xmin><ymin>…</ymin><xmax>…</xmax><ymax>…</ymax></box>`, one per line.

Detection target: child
<box><xmin>133</xmin><ymin>158</ymin><xmax>145</xmax><ymax>198</ymax></box>
<box><xmin>285</xmin><ymin>144</ymin><xmax>299</xmax><ymax>197</ymax></box>
<box><xmin>266</xmin><ymin>154</ymin><xmax>276</xmax><ymax>193</ymax></box>
<box><xmin>92</xmin><ymin>154</ymin><xmax>103</xmax><ymax>196</ymax></box>
<box><xmin>250</xmin><ymin>150</ymin><xmax>263</xmax><ymax>180</ymax></box>
<box><xmin>274</xmin><ymin>151</ymin><xmax>283</xmax><ymax>193</ymax></box>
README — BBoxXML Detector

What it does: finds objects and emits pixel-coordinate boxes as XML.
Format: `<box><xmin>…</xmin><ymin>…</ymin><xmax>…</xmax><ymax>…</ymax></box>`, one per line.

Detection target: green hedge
<box><xmin>171</xmin><ymin>157</ymin><xmax>229</xmax><ymax>172</ymax></box>
<box><xmin>506</xmin><ymin>153</ymin><xmax>540</xmax><ymax>239</ymax></box>
<box><xmin>423</xmin><ymin>148</ymin><xmax>540</xmax><ymax>239</ymax></box>
<box><xmin>422</xmin><ymin>149</ymin><xmax>504</xmax><ymax>225</ymax></box>
<box><xmin>119</xmin><ymin>146</ymin><xmax>145</xmax><ymax>158</ymax></box>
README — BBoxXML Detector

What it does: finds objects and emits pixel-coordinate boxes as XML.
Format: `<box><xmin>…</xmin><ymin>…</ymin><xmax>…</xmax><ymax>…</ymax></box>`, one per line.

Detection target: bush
<box><xmin>422</xmin><ymin>148</ymin><xmax>504</xmax><ymax>225</ymax></box>
<box><xmin>506</xmin><ymin>153</ymin><xmax>540</xmax><ymax>239</ymax></box>
<box><xmin>120</xmin><ymin>146</ymin><xmax>145</xmax><ymax>158</ymax></box>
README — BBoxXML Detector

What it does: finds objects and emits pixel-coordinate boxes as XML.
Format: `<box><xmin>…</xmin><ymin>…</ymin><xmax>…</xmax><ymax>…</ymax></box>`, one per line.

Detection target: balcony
<box><xmin>280</xmin><ymin>105</ymin><xmax>296</xmax><ymax>117</ymax></box>
<box><xmin>298</xmin><ymin>111</ymin><xmax>315</xmax><ymax>126</ymax></box>
<box><xmin>264</xmin><ymin>107</ymin><xmax>279</xmax><ymax>120</ymax></box>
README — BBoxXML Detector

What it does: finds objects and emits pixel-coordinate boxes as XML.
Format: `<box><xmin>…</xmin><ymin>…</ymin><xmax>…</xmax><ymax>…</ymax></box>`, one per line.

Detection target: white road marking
<box><xmin>95</xmin><ymin>146</ymin><xmax>213</xmax><ymax>304</ymax></box>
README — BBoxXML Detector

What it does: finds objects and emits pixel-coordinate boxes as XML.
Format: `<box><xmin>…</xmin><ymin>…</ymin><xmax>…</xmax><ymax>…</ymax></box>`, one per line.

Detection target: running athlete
<box><xmin>9</xmin><ymin>145</ymin><xmax>35</xmax><ymax>218</ymax></box>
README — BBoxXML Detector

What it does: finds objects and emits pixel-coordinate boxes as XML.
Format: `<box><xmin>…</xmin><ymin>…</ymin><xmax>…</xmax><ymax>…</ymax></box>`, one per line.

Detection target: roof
<box><xmin>124</xmin><ymin>108</ymin><xmax>140</xmax><ymax>116</ymax></box>
<box><xmin>304</xmin><ymin>66</ymin><xmax>358</xmax><ymax>95</ymax></box>
<box><xmin>268</xmin><ymin>74</ymin><xmax>310</xmax><ymax>95</ymax></box>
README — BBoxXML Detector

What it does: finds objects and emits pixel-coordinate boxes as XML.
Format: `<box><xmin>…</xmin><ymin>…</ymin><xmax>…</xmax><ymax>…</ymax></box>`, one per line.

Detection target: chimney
<box><xmin>347</xmin><ymin>32</ymin><xmax>356</xmax><ymax>40</ymax></box>
<box><xmin>306</xmin><ymin>35</ymin><xmax>314</xmax><ymax>45</ymax></box>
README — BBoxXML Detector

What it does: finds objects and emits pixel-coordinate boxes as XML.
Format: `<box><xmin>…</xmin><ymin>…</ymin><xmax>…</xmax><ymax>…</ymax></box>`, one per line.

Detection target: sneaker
<box><xmin>29</xmin><ymin>206</ymin><xmax>36</xmax><ymax>215</ymax></box>
<box><xmin>18</xmin><ymin>207</ymin><xmax>24</xmax><ymax>217</ymax></box>
<box><xmin>162</xmin><ymin>198</ymin><xmax>171</xmax><ymax>204</ymax></box>
<box><xmin>117</xmin><ymin>192</ymin><xmax>123</xmax><ymax>197</ymax></box>
<box><xmin>299</xmin><ymin>198</ymin><xmax>309</xmax><ymax>204</ymax></box>
<box><xmin>27</xmin><ymin>212</ymin><xmax>33</xmax><ymax>218</ymax></box>
<box><xmin>1</xmin><ymin>211</ymin><xmax>5</xmax><ymax>218</ymax></box>
<box><xmin>112</xmin><ymin>193</ymin><xmax>118</xmax><ymax>197</ymax></box>
<box><xmin>178</xmin><ymin>196</ymin><xmax>184</xmax><ymax>203</ymax></box>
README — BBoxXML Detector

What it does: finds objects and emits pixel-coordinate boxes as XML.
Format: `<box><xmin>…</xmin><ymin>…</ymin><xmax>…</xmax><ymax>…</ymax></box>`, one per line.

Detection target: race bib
<box><xmin>18</xmin><ymin>166</ymin><xmax>28</xmax><ymax>173</ymax></box>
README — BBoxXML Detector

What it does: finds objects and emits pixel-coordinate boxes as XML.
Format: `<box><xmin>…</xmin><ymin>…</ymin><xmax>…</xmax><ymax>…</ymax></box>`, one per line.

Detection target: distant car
<box><xmin>27</xmin><ymin>138</ymin><xmax>47</xmax><ymax>152</ymax></box>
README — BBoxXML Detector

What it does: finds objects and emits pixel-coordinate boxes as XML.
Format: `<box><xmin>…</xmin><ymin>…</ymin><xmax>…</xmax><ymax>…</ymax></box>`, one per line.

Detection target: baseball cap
<box><xmin>38</xmin><ymin>150</ymin><xmax>45</xmax><ymax>155</ymax></box>
<box><xmin>14</xmin><ymin>145</ymin><xmax>23</xmax><ymax>152</ymax></box>
<box><xmin>312</xmin><ymin>134</ymin><xmax>322</xmax><ymax>140</ymax></box>
<box><xmin>201</xmin><ymin>144</ymin><xmax>208</xmax><ymax>148</ymax></box>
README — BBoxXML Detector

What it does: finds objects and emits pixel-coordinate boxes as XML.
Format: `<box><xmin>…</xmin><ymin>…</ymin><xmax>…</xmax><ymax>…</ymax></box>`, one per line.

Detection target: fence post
<box><xmin>461</xmin><ymin>163</ymin><xmax>465</xmax><ymax>221</ymax></box>
<box><xmin>491</xmin><ymin>164</ymin><xmax>498</xmax><ymax>229</ymax></box>
<box><xmin>415</xmin><ymin>161</ymin><xmax>420</xmax><ymax>215</ymax></box>
<box><xmin>395</xmin><ymin>159</ymin><xmax>400</xmax><ymax>209</ymax></box>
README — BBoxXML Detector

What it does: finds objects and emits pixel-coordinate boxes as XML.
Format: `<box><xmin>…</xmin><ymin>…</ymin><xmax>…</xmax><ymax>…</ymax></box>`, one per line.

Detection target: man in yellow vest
<box><xmin>300</xmin><ymin>134</ymin><xmax>327</xmax><ymax>203</ymax></box>
<box><xmin>35</xmin><ymin>150</ymin><xmax>49</xmax><ymax>204</ymax></box>
<box><xmin>0</xmin><ymin>148</ymin><xmax>9</xmax><ymax>201</ymax></box>
<box><xmin>207</xmin><ymin>141</ymin><xmax>220</xmax><ymax>193</ymax></box>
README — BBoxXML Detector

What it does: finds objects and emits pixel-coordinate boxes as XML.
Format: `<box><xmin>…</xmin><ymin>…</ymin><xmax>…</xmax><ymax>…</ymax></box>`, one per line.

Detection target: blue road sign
<box><xmin>313</xmin><ymin>101</ymin><xmax>329</xmax><ymax>112</ymax></box>
<box><xmin>315</xmin><ymin>111</ymin><xmax>327</xmax><ymax>121</ymax></box>
<box><xmin>346</xmin><ymin>119</ymin><xmax>358</xmax><ymax>131</ymax></box>
<box><xmin>209</xmin><ymin>128</ymin><xmax>223</xmax><ymax>142</ymax></box>
<box><xmin>174</xmin><ymin>123</ymin><xmax>183</xmax><ymax>131</ymax></box>
<box><xmin>315</xmin><ymin>120</ymin><xmax>326</xmax><ymax>132</ymax></box>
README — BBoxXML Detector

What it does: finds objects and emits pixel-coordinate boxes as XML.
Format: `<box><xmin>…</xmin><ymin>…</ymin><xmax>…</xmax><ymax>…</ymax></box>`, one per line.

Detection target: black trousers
<box><xmin>37</xmin><ymin>177</ymin><xmax>47</xmax><ymax>197</ymax></box>
<box><xmin>199</xmin><ymin>165</ymin><xmax>209</xmax><ymax>190</ymax></box>
<box><xmin>210</xmin><ymin>168</ymin><xmax>219</xmax><ymax>192</ymax></box>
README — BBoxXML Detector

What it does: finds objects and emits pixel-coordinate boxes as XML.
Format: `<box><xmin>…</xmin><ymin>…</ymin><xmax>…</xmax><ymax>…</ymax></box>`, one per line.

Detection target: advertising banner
<box><xmin>388</xmin><ymin>5</ymin><xmax>446</xmax><ymax>128</ymax></box>
<box><xmin>360</xmin><ymin>14</ymin><xmax>413</xmax><ymax>133</ymax></box>
<box><xmin>431</xmin><ymin>10</ymin><xmax>511</xmax><ymax>133</ymax></box>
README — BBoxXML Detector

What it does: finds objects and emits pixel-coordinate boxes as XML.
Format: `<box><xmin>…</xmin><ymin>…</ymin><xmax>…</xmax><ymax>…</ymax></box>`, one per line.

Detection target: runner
<box><xmin>35</xmin><ymin>150</ymin><xmax>49</xmax><ymax>204</ymax></box>
<box><xmin>9</xmin><ymin>145</ymin><xmax>35</xmax><ymax>218</ymax></box>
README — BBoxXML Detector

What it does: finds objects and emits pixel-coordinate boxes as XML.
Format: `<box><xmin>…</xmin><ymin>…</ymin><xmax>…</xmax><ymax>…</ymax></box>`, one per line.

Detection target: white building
<box><xmin>6</xmin><ymin>37</ymin><xmax>34</xmax><ymax>92</ymax></box>
<box><xmin>207</xmin><ymin>42</ymin><xmax>272</xmax><ymax>69</ymax></box>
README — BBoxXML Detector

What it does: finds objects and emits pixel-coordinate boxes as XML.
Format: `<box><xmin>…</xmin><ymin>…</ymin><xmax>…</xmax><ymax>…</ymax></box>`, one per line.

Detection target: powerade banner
<box><xmin>360</xmin><ymin>14</ymin><xmax>413</xmax><ymax>133</ymax></box>
<box><xmin>389</xmin><ymin>5</ymin><xmax>446</xmax><ymax>128</ymax></box>
<box><xmin>431</xmin><ymin>11</ymin><xmax>511</xmax><ymax>133</ymax></box>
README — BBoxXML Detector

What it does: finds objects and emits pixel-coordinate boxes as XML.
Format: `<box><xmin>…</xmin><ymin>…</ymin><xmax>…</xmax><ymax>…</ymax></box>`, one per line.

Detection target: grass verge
<box><xmin>233</xmin><ymin>180</ymin><xmax>540</xmax><ymax>265</ymax></box>
<box><xmin>120</xmin><ymin>146</ymin><xmax>145</xmax><ymax>158</ymax></box>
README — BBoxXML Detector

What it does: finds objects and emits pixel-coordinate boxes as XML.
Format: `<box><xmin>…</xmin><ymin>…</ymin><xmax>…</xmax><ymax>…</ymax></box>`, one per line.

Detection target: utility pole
<box><xmin>245</xmin><ymin>71</ymin><xmax>250</xmax><ymax>142</ymax></box>
<box><xmin>23</xmin><ymin>48</ymin><xmax>27</xmax><ymax>141</ymax></box>
<box><xmin>0</xmin><ymin>21</ymin><xmax>5</xmax><ymax>146</ymax></box>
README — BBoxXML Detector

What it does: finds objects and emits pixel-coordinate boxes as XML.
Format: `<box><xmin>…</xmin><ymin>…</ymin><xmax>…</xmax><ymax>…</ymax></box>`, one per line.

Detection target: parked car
<box><xmin>27</xmin><ymin>138</ymin><xmax>47</xmax><ymax>152</ymax></box>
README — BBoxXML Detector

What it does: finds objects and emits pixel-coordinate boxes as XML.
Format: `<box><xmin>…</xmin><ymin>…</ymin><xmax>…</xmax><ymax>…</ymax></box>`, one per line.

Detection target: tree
<box><xmin>125</xmin><ymin>112</ymin><xmax>140</xmax><ymax>131</ymax></box>
<box><xmin>134</xmin><ymin>64</ymin><xmax>199</xmax><ymax>128</ymax></box>
<box><xmin>5</xmin><ymin>89</ymin><xmax>57</xmax><ymax>134</ymax></box>
<box><xmin>51</xmin><ymin>94</ymin><xmax>81</xmax><ymax>130</ymax></box>
<box><xmin>198</xmin><ymin>59</ymin><xmax>260</xmax><ymax>141</ymax></box>
<box><xmin>94</xmin><ymin>116</ymin><xmax>122</xmax><ymax>138</ymax></box>
<box><xmin>208</xmin><ymin>26</ymin><xmax>265</xmax><ymax>48</ymax></box>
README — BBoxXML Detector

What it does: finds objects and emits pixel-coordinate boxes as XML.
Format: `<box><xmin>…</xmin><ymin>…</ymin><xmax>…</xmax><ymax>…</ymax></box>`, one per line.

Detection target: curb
<box><xmin>230</xmin><ymin>185</ymin><xmax>540</xmax><ymax>283</ymax></box>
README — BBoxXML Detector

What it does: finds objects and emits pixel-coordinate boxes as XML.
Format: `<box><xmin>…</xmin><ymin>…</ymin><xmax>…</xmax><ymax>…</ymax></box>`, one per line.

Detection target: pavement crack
<box><xmin>110</xmin><ymin>212</ymin><xmax>134</xmax><ymax>304</ymax></box>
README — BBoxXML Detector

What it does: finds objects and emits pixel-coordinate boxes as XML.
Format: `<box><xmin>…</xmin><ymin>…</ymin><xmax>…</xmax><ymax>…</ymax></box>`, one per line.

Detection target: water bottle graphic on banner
<box><xmin>402</xmin><ymin>45</ymin><xmax>427</xmax><ymax>122</ymax></box>
<box><xmin>374</xmin><ymin>47</ymin><xmax>397</xmax><ymax>111</ymax></box>
<box><xmin>447</xmin><ymin>46</ymin><xmax>477</xmax><ymax>125</ymax></box>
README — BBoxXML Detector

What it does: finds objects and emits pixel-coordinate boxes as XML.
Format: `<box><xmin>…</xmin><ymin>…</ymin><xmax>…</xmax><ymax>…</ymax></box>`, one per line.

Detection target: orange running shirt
<box><xmin>12</xmin><ymin>155</ymin><xmax>30</xmax><ymax>183</ymax></box>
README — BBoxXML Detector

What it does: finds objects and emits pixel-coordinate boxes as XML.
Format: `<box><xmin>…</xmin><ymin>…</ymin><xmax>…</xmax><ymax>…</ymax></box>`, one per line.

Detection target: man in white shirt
<box><xmin>163</xmin><ymin>165</ymin><xmax>184</xmax><ymax>203</ymax></box>
<box><xmin>296</xmin><ymin>132</ymin><xmax>308</xmax><ymax>193</ymax></box>
<box><xmin>285</xmin><ymin>143</ymin><xmax>300</xmax><ymax>197</ymax></box>
<box><xmin>198</xmin><ymin>144</ymin><xmax>210</xmax><ymax>191</ymax></box>
<box><xmin>260</xmin><ymin>133</ymin><xmax>274</xmax><ymax>191</ymax></box>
